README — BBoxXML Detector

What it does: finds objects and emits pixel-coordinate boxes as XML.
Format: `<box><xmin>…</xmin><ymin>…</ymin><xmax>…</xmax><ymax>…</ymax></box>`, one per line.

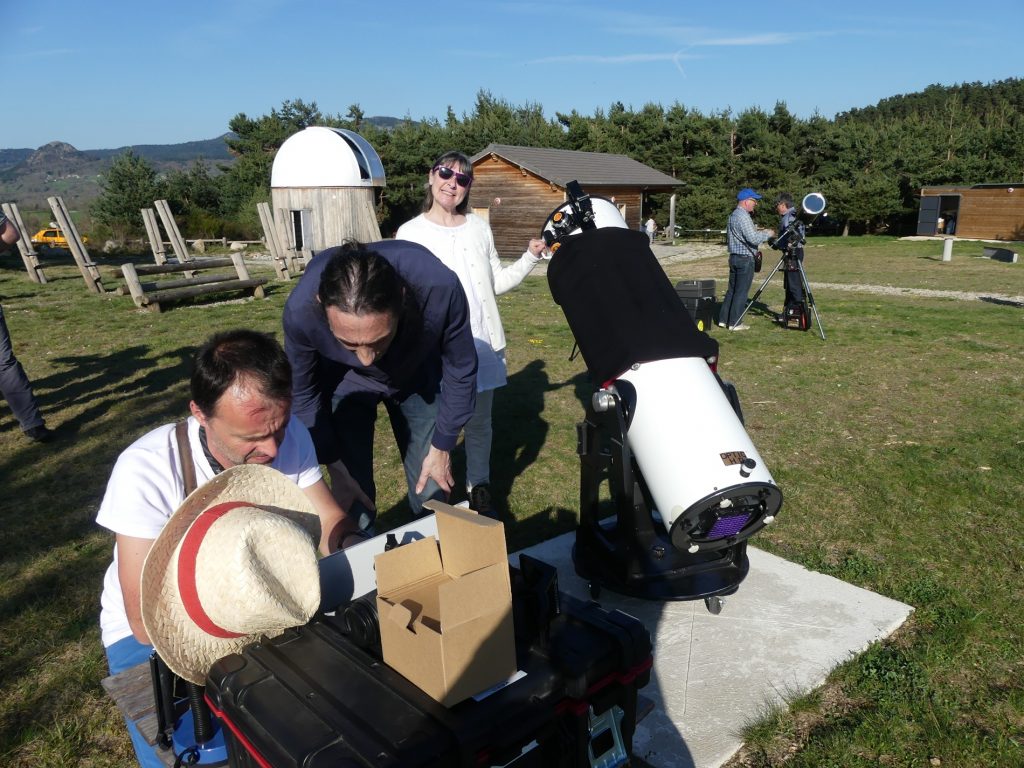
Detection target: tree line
<box><xmin>91</xmin><ymin>78</ymin><xmax>1024</xmax><ymax>242</ymax></box>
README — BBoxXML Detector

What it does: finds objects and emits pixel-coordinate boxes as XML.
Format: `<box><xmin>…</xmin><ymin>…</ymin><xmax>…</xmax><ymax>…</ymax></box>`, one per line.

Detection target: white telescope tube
<box><xmin>615</xmin><ymin>357</ymin><xmax>781</xmax><ymax>545</ymax></box>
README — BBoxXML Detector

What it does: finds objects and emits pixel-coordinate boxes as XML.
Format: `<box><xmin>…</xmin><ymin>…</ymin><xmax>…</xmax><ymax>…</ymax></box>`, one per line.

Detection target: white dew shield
<box><xmin>615</xmin><ymin>357</ymin><xmax>782</xmax><ymax>551</ymax></box>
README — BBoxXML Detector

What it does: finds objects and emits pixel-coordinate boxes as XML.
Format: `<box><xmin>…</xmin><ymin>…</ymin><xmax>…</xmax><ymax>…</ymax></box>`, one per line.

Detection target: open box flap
<box><xmin>427</xmin><ymin>501</ymin><xmax>508</xmax><ymax>579</ymax></box>
<box><xmin>374</xmin><ymin>536</ymin><xmax>441</xmax><ymax>596</ymax></box>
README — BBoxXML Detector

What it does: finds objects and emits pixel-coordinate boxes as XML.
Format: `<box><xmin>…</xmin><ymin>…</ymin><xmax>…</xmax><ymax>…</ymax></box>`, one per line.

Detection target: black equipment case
<box><xmin>205</xmin><ymin>557</ymin><xmax>652</xmax><ymax>767</ymax></box>
<box><xmin>674</xmin><ymin>279</ymin><xmax>716</xmax><ymax>332</ymax></box>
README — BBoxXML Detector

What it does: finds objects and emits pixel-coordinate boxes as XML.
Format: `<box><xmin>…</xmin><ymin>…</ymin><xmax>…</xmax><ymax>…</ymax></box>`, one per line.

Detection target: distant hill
<box><xmin>0</xmin><ymin>134</ymin><xmax>236</xmax><ymax>211</ymax></box>
<box><xmin>0</xmin><ymin>118</ymin><xmax>403</xmax><ymax>212</ymax></box>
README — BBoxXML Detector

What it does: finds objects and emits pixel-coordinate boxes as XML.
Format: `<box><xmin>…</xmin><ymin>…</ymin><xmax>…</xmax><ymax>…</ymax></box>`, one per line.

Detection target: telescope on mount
<box><xmin>543</xmin><ymin>182</ymin><xmax>783</xmax><ymax>611</ymax></box>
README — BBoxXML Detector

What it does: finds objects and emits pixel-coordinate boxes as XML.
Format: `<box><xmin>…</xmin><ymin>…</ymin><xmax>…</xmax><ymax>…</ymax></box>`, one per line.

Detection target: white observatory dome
<box><xmin>271</xmin><ymin>126</ymin><xmax>386</xmax><ymax>188</ymax></box>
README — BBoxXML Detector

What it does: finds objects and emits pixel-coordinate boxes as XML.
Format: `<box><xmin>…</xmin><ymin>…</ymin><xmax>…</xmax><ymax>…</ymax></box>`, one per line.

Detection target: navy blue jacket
<box><xmin>283</xmin><ymin>240</ymin><xmax>477</xmax><ymax>463</ymax></box>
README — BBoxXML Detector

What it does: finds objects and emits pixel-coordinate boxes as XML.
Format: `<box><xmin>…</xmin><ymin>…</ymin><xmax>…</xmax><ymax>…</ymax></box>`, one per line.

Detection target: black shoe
<box><xmin>469</xmin><ymin>484</ymin><xmax>495</xmax><ymax>519</ymax></box>
<box><xmin>25</xmin><ymin>425</ymin><xmax>54</xmax><ymax>443</ymax></box>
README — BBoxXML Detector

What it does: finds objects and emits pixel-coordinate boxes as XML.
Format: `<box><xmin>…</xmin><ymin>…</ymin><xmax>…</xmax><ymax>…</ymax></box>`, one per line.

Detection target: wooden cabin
<box><xmin>918</xmin><ymin>184</ymin><xmax>1024</xmax><ymax>240</ymax></box>
<box><xmin>469</xmin><ymin>144</ymin><xmax>681</xmax><ymax>258</ymax></box>
<box><xmin>271</xmin><ymin>127</ymin><xmax>385</xmax><ymax>257</ymax></box>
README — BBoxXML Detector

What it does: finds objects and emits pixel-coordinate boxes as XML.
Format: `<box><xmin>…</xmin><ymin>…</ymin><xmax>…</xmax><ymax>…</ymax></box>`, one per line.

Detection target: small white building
<box><xmin>271</xmin><ymin>127</ymin><xmax>386</xmax><ymax>257</ymax></box>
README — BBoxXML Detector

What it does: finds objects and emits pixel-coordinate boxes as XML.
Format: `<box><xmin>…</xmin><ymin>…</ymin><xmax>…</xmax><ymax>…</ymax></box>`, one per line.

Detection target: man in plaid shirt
<box><xmin>718</xmin><ymin>188</ymin><xmax>775</xmax><ymax>331</ymax></box>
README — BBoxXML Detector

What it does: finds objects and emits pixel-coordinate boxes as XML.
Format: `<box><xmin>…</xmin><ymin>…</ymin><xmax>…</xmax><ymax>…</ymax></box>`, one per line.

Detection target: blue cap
<box><xmin>737</xmin><ymin>188</ymin><xmax>762</xmax><ymax>201</ymax></box>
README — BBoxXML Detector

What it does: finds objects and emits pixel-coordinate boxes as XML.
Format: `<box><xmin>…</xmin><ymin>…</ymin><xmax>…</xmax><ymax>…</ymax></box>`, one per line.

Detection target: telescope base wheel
<box><xmin>704</xmin><ymin>596</ymin><xmax>725</xmax><ymax>615</ymax></box>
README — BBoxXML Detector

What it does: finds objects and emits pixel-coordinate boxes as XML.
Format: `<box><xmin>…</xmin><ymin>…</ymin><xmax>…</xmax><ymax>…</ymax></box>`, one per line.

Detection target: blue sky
<box><xmin>3</xmin><ymin>0</ymin><xmax>1022</xmax><ymax>150</ymax></box>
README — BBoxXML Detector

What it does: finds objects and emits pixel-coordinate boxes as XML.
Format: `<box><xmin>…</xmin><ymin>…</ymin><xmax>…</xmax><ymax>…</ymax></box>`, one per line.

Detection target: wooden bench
<box><xmin>982</xmin><ymin>246</ymin><xmax>1019</xmax><ymax>264</ymax></box>
<box><xmin>119</xmin><ymin>254</ymin><xmax>268</xmax><ymax>312</ymax></box>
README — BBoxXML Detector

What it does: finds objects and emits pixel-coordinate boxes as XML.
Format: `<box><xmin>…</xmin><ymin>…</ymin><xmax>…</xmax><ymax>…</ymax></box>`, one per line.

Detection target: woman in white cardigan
<box><xmin>396</xmin><ymin>150</ymin><xmax>547</xmax><ymax>517</ymax></box>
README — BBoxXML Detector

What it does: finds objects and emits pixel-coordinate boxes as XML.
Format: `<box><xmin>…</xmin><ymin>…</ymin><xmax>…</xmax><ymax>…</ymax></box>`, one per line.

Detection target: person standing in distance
<box><xmin>396</xmin><ymin>151</ymin><xmax>545</xmax><ymax>518</ymax></box>
<box><xmin>775</xmin><ymin>192</ymin><xmax>805</xmax><ymax>319</ymax></box>
<box><xmin>0</xmin><ymin>212</ymin><xmax>53</xmax><ymax>442</ymax></box>
<box><xmin>719</xmin><ymin>188</ymin><xmax>774</xmax><ymax>331</ymax></box>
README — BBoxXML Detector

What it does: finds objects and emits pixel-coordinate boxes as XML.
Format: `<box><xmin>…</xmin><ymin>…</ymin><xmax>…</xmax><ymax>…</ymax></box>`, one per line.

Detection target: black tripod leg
<box><xmin>736</xmin><ymin>258</ymin><xmax>784</xmax><ymax>326</ymax></box>
<box><xmin>798</xmin><ymin>260</ymin><xmax>826</xmax><ymax>340</ymax></box>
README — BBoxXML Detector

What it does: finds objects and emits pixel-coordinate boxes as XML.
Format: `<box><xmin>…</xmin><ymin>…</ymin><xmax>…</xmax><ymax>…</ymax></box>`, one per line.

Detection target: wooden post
<box><xmin>942</xmin><ymin>237</ymin><xmax>953</xmax><ymax>262</ymax></box>
<box><xmin>231</xmin><ymin>253</ymin><xmax>265</xmax><ymax>299</ymax></box>
<box><xmin>120</xmin><ymin>263</ymin><xmax>147</xmax><ymax>307</ymax></box>
<box><xmin>668</xmin><ymin>194</ymin><xmax>677</xmax><ymax>243</ymax></box>
<box><xmin>2</xmin><ymin>202</ymin><xmax>47</xmax><ymax>283</ymax></box>
<box><xmin>257</xmin><ymin>202</ymin><xmax>290</xmax><ymax>280</ymax></box>
<box><xmin>276</xmin><ymin>206</ymin><xmax>308</xmax><ymax>272</ymax></box>
<box><xmin>47</xmin><ymin>196</ymin><xmax>103</xmax><ymax>293</ymax></box>
<box><xmin>154</xmin><ymin>199</ymin><xmax>191</xmax><ymax>264</ymax></box>
<box><xmin>140</xmin><ymin>208</ymin><xmax>168</xmax><ymax>265</ymax></box>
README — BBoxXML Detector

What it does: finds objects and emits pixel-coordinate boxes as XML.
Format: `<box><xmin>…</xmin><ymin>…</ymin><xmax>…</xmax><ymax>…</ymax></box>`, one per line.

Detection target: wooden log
<box><xmin>140</xmin><ymin>208</ymin><xmax>167</xmax><ymax>265</ymax></box>
<box><xmin>2</xmin><ymin>202</ymin><xmax>47</xmax><ymax>283</ymax></box>
<box><xmin>154</xmin><ymin>199</ymin><xmax>191</xmax><ymax>263</ymax></box>
<box><xmin>257</xmin><ymin>201</ymin><xmax>290</xmax><ymax>280</ymax></box>
<box><xmin>131</xmin><ymin>257</ymin><xmax>233</xmax><ymax>276</ymax></box>
<box><xmin>116</xmin><ymin>272</ymin><xmax>245</xmax><ymax>295</ymax></box>
<box><xmin>140</xmin><ymin>278</ymin><xmax>268</xmax><ymax>312</ymax></box>
<box><xmin>48</xmin><ymin>195</ymin><xmax>103</xmax><ymax>293</ymax></box>
<box><xmin>120</xmin><ymin>263</ymin><xmax>147</xmax><ymax>306</ymax></box>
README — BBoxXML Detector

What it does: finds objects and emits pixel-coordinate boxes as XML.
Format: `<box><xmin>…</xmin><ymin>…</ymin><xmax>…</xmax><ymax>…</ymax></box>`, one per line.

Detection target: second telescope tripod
<box><xmin>735</xmin><ymin>251</ymin><xmax>825</xmax><ymax>340</ymax></box>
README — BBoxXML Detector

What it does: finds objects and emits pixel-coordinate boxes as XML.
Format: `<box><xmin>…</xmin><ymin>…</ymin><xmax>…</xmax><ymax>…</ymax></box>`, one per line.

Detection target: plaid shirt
<box><xmin>727</xmin><ymin>205</ymin><xmax>771</xmax><ymax>257</ymax></box>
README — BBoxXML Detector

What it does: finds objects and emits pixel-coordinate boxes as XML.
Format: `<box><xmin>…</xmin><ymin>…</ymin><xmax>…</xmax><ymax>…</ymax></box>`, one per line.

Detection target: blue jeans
<box><xmin>0</xmin><ymin>303</ymin><xmax>44</xmax><ymax>432</ymax></box>
<box><xmin>719</xmin><ymin>253</ymin><xmax>755</xmax><ymax>327</ymax></box>
<box><xmin>463</xmin><ymin>388</ymin><xmax>494</xmax><ymax>490</ymax></box>
<box><xmin>330</xmin><ymin>389</ymin><xmax>445</xmax><ymax>519</ymax></box>
<box><xmin>104</xmin><ymin>636</ymin><xmax>166</xmax><ymax>768</ymax></box>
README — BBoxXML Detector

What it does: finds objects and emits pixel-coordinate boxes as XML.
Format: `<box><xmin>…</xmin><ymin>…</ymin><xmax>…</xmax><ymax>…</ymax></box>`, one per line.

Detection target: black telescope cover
<box><xmin>547</xmin><ymin>227</ymin><xmax>718</xmax><ymax>384</ymax></box>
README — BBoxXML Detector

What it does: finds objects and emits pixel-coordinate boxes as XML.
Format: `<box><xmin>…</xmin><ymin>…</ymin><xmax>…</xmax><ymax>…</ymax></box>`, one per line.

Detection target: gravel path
<box><xmin>646</xmin><ymin>242</ymin><xmax>1024</xmax><ymax>305</ymax></box>
<box><xmin>528</xmin><ymin>242</ymin><xmax>1024</xmax><ymax>305</ymax></box>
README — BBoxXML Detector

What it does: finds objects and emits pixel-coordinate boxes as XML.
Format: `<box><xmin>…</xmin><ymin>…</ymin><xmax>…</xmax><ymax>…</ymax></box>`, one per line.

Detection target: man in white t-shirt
<box><xmin>97</xmin><ymin>329</ymin><xmax>366</xmax><ymax>767</ymax></box>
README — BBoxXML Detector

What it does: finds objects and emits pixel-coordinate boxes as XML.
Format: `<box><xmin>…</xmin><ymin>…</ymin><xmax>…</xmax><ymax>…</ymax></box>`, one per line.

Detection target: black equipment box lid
<box><xmin>205</xmin><ymin>560</ymin><xmax>652</xmax><ymax>767</ymax></box>
<box><xmin>674</xmin><ymin>279</ymin><xmax>716</xmax><ymax>299</ymax></box>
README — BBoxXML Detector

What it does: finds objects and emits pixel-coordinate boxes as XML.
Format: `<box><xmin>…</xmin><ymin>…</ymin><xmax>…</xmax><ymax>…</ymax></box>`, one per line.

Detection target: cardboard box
<box><xmin>374</xmin><ymin>502</ymin><xmax>516</xmax><ymax>706</ymax></box>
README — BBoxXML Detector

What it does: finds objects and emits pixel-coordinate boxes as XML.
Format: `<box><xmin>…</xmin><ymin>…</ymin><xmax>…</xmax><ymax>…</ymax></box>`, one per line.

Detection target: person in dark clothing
<box><xmin>0</xmin><ymin>212</ymin><xmax>53</xmax><ymax>442</ymax></box>
<box><xmin>283</xmin><ymin>240</ymin><xmax>477</xmax><ymax>527</ymax></box>
<box><xmin>775</xmin><ymin>192</ymin><xmax>805</xmax><ymax>316</ymax></box>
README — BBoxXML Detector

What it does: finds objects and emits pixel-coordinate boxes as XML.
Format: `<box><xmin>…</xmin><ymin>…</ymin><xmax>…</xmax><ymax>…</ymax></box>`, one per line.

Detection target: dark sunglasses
<box><xmin>432</xmin><ymin>165</ymin><xmax>473</xmax><ymax>188</ymax></box>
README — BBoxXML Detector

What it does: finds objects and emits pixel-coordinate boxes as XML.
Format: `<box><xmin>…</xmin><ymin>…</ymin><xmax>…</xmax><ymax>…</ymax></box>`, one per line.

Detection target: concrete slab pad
<box><xmin>513</xmin><ymin>534</ymin><xmax>913</xmax><ymax>768</ymax></box>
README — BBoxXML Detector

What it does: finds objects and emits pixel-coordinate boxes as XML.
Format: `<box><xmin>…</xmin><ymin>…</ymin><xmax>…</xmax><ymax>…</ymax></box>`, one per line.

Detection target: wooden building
<box><xmin>271</xmin><ymin>127</ymin><xmax>385</xmax><ymax>257</ymax></box>
<box><xmin>469</xmin><ymin>144</ymin><xmax>681</xmax><ymax>258</ymax></box>
<box><xmin>918</xmin><ymin>184</ymin><xmax>1024</xmax><ymax>240</ymax></box>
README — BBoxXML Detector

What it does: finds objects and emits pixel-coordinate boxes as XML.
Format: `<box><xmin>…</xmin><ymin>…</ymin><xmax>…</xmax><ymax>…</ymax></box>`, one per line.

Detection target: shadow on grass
<box><xmin>980</xmin><ymin>296</ymin><xmax>1024</xmax><ymax>308</ymax></box>
<box><xmin>0</xmin><ymin>343</ymin><xmax>194</xmax><ymax>561</ymax></box>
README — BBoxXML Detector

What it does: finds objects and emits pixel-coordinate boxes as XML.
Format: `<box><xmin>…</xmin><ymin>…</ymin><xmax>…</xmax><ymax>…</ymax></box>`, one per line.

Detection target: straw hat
<box><xmin>140</xmin><ymin>464</ymin><xmax>322</xmax><ymax>684</ymax></box>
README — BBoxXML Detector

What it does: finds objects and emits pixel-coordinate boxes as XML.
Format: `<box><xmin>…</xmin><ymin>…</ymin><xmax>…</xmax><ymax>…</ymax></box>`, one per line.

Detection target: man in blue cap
<box><xmin>719</xmin><ymin>188</ymin><xmax>775</xmax><ymax>330</ymax></box>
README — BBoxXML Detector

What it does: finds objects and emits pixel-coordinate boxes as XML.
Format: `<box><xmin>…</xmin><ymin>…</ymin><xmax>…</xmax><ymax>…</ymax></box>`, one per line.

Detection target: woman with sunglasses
<box><xmin>396</xmin><ymin>150</ymin><xmax>547</xmax><ymax>518</ymax></box>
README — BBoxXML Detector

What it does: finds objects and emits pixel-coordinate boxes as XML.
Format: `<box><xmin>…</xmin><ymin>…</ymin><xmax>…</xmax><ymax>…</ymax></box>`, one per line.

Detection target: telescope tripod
<box><xmin>735</xmin><ymin>251</ymin><xmax>826</xmax><ymax>340</ymax></box>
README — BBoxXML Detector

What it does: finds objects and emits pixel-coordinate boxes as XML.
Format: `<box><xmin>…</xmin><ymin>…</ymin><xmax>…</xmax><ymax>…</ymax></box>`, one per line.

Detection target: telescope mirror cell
<box><xmin>615</xmin><ymin>357</ymin><xmax>782</xmax><ymax>548</ymax></box>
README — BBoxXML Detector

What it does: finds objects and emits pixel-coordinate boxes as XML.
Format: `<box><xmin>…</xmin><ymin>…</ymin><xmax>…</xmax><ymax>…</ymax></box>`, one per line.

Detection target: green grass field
<box><xmin>1</xmin><ymin>236</ymin><xmax>1022</xmax><ymax>766</ymax></box>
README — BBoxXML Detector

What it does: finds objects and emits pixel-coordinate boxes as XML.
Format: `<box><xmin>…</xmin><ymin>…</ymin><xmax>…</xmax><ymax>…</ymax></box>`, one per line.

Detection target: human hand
<box><xmin>325</xmin><ymin>460</ymin><xmax>375</xmax><ymax>518</ymax></box>
<box><xmin>527</xmin><ymin>238</ymin><xmax>547</xmax><ymax>258</ymax></box>
<box><xmin>415</xmin><ymin>446</ymin><xmax>453</xmax><ymax>495</ymax></box>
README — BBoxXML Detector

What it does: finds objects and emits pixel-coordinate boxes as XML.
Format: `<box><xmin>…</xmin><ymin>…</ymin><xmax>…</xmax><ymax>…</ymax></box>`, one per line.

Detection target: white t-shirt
<box><xmin>96</xmin><ymin>416</ymin><xmax>323</xmax><ymax>647</ymax></box>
